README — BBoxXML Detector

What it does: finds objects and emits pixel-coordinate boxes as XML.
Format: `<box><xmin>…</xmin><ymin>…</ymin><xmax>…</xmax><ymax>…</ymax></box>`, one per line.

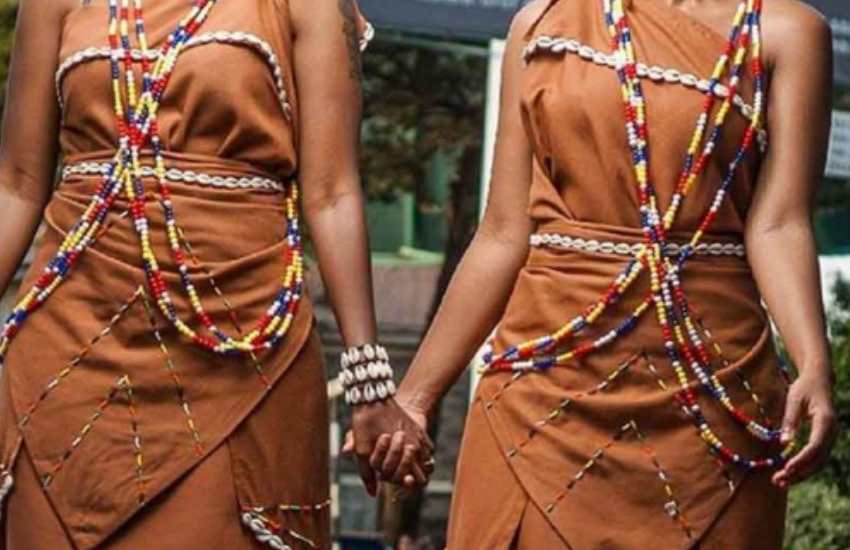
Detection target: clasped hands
<box><xmin>343</xmin><ymin>398</ymin><xmax>434</xmax><ymax>496</ymax></box>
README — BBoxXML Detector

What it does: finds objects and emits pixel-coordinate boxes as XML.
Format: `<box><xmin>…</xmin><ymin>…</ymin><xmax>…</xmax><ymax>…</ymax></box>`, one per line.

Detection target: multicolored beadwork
<box><xmin>0</xmin><ymin>0</ymin><xmax>305</xmax><ymax>366</ymax></box>
<box><xmin>483</xmin><ymin>0</ymin><xmax>792</xmax><ymax>471</ymax></box>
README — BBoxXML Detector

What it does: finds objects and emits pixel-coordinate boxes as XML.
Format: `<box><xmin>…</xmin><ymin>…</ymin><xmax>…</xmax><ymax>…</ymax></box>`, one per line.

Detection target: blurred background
<box><xmin>0</xmin><ymin>0</ymin><xmax>848</xmax><ymax>549</ymax></box>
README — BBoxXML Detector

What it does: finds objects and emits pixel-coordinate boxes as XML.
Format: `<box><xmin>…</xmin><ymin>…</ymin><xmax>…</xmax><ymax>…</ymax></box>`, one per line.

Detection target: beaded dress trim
<box><xmin>56</xmin><ymin>31</ymin><xmax>295</xmax><ymax>119</ymax></box>
<box><xmin>523</xmin><ymin>35</ymin><xmax>768</xmax><ymax>151</ymax></box>
<box><xmin>62</xmin><ymin>161</ymin><xmax>288</xmax><ymax>193</ymax></box>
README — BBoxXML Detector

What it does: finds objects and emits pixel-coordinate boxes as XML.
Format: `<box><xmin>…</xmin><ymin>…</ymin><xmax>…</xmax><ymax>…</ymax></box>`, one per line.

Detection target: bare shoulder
<box><xmin>19</xmin><ymin>0</ymin><xmax>78</xmax><ymax>22</ymax></box>
<box><xmin>508</xmin><ymin>0</ymin><xmax>551</xmax><ymax>40</ymax></box>
<box><xmin>761</xmin><ymin>0</ymin><xmax>832</xmax><ymax>64</ymax></box>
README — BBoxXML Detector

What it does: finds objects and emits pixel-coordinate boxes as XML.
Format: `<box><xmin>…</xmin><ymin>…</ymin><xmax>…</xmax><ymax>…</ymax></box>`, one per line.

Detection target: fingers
<box><xmin>392</xmin><ymin>443</ymin><xmax>418</xmax><ymax>484</ymax></box>
<box><xmin>356</xmin><ymin>454</ymin><xmax>378</xmax><ymax>497</ymax></box>
<box><xmin>369</xmin><ymin>433</ymin><xmax>392</xmax><ymax>473</ymax></box>
<box><xmin>422</xmin><ymin>455</ymin><xmax>436</xmax><ymax>477</ymax></box>
<box><xmin>381</xmin><ymin>431</ymin><xmax>407</xmax><ymax>479</ymax></box>
<box><xmin>402</xmin><ymin>462</ymin><xmax>429</xmax><ymax>488</ymax></box>
<box><xmin>780</xmin><ymin>390</ymin><xmax>804</xmax><ymax>445</ymax></box>
<box><xmin>342</xmin><ymin>430</ymin><xmax>355</xmax><ymax>455</ymax></box>
<box><xmin>774</xmin><ymin>406</ymin><xmax>837</xmax><ymax>487</ymax></box>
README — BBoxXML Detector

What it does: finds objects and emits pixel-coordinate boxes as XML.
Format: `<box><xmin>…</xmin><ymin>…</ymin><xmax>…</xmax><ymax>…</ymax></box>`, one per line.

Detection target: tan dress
<box><xmin>0</xmin><ymin>1</ymin><xmax>370</xmax><ymax>548</ymax></box>
<box><xmin>448</xmin><ymin>1</ymin><xmax>788</xmax><ymax>548</ymax></box>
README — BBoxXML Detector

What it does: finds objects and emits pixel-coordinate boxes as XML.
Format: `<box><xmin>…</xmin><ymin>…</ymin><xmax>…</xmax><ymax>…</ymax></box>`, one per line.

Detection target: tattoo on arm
<box><xmin>338</xmin><ymin>0</ymin><xmax>363</xmax><ymax>82</ymax></box>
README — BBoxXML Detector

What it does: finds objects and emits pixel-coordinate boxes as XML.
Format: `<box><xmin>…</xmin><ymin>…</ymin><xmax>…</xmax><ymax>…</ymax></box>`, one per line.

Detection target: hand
<box><xmin>343</xmin><ymin>398</ymin><xmax>434</xmax><ymax>496</ymax></box>
<box><xmin>772</xmin><ymin>369</ymin><xmax>838</xmax><ymax>488</ymax></box>
<box><xmin>366</xmin><ymin>398</ymin><xmax>432</xmax><ymax>488</ymax></box>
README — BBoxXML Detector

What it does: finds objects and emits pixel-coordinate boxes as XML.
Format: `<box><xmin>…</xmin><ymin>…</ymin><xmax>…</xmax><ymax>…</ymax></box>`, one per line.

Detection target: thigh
<box><xmin>5</xmin><ymin>441</ymin><xmax>257</xmax><ymax>550</ymax></box>
<box><xmin>6</xmin><ymin>444</ymin><xmax>75</xmax><ymax>549</ymax></box>
<box><xmin>696</xmin><ymin>470</ymin><xmax>786</xmax><ymax>550</ymax></box>
<box><xmin>108</xmin><ymin>442</ymin><xmax>256</xmax><ymax>550</ymax></box>
<box><xmin>447</xmin><ymin>397</ymin><xmax>527</xmax><ymax>550</ymax></box>
<box><xmin>511</xmin><ymin>500</ymin><xmax>573</xmax><ymax>550</ymax></box>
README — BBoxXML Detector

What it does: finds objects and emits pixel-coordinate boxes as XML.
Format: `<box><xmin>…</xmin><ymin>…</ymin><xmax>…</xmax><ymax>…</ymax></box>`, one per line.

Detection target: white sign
<box><xmin>827</xmin><ymin>111</ymin><xmax>850</xmax><ymax>179</ymax></box>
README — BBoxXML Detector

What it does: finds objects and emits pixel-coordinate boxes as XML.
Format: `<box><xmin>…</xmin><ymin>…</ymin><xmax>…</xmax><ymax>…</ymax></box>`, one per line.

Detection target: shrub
<box><xmin>785</xmin><ymin>481</ymin><xmax>850</xmax><ymax>550</ymax></box>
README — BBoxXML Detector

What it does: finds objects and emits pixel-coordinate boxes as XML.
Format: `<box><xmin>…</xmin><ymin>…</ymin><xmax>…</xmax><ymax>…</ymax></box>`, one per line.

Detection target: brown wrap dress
<box><xmin>0</xmin><ymin>1</ymin><xmax>371</xmax><ymax>548</ymax></box>
<box><xmin>447</xmin><ymin>1</ymin><xmax>789</xmax><ymax>548</ymax></box>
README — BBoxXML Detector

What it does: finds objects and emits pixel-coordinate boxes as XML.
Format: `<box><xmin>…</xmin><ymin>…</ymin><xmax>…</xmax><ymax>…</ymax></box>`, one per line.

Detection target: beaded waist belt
<box><xmin>530</xmin><ymin>232</ymin><xmax>746</xmax><ymax>258</ymax></box>
<box><xmin>62</xmin><ymin>161</ymin><xmax>287</xmax><ymax>193</ymax></box>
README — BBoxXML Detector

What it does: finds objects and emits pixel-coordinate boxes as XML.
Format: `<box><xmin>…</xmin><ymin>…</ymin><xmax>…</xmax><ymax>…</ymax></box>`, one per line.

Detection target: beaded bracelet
<box><xmin>339</xmin><ymin>344</ymin><xmax>397</xmax><ymax>406</ymax></box>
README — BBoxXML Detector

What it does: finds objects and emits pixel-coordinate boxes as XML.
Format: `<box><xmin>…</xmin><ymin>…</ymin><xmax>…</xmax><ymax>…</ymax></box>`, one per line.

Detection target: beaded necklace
<box><xmin>482</xmin><ymin>0</ymin><xmax>791</xmax><ymax>470</ymax></box>
<box><xmin>0</xmin><ymin>0</ymin><xmax>304</xmax><ymax>363</ymax></box>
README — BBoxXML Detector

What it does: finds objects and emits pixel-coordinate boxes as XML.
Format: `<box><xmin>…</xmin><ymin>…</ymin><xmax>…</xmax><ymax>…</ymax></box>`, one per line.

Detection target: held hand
<box><xmin>343</xmin><ymin>398</ymin><xmax>434</xmax><ymax>496</ymax></box>
<box><xmin>367</xmin><ymin>399</ymin><xmax>432</xmax><ymax>488</ymax></box>
<box><xmin>772</xmin><ymin>370</ymin><xmax>838</xmax><ymax>488</ymax></box>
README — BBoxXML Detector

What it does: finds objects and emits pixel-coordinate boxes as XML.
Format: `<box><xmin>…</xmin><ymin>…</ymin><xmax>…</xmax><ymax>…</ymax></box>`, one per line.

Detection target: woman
<box><xmin>360</xmin><ymin>0</ymin><xmax>838</xmax><ymax>547</ymax></box>
<box><xmin>0</xmin><ymin>0</ymin><xmax>429</xmax><ymax>548</ymax></box>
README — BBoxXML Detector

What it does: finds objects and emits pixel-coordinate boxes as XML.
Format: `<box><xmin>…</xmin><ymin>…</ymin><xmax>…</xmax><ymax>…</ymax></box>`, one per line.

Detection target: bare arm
<box><xmin>0</xmin><ymin>0</ymin><xmax>69</xmax><ymax>298</ymax></box>
<box><xmin>395</xmin><ymin>6</ymin><xmax>541</xmax><ymax>420</ymax></box>
<box><xmin>291</xmin><ymin>0</ymin><xmax>433</xmax><ymax>495</ymax></box>
<box><xmin>291</xmin><ymin>0</ymin><xmax>376</xmax><ymax>347</ymax></box>
<box><xmin>744</xmin><ymin>1</ymin><xmax>836</xmax><ymax>487</ymax></box>
<box><xmin>351</xmin><ymin>1</ymin><xmax>548</xmax><ymax>487</ymax></box>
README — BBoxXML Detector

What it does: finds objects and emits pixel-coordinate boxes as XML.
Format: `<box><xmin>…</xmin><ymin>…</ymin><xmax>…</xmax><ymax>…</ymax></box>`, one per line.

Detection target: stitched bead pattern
<box><xmin>176</xmin><ymin>227</ymin><xmax>272</xmax><ymax>389</ymax></box>
<box><xmin>545</xmin><ymin>419</ymin><xmax>692</xmax><ymax>537</ymax></box>
<box><xmin>643</xmin><ymin>355</ymin><xmax>740</xmax><ymax>496</ymax></box>
<box><xmin>696</xmin><ymin>317</ymin><xmax>771</xmax><ymax>423</ymax></box>
<box><xmin>631</xmin><ymin>422</ymin><xmax>693</xmax><ymax>538</ymax></box>
<box><xmin>505</xmin><ymin>355</ymin><xmax>637</xmax><ymax>457</ymax></box>
<box><xmin>719</xmin><ymin>465</ymin><xmax>737</xmax><ymax>494</ymax></box>
<box><xmin>529</xmin><ymin>233</ymin><xmax>746</xmax><ymax>258</ymax></box>
<box><xmin>55</xmin><ymin>31</ymin><xmax>294</xmax><ymax>119</ymax></box>
<box><xmin>62</xmin><ymin>161</ymin><xmax>287</xmax><ymax>193</ymax></box>
<box><xmin>250</xmin><ymin>499</ymin><xmax>331</xmax><ymax>515</ymax></box>
<box><xmin>523</xmin><ymin>35</ymin><xmax>768</xmax><ymax>151</ymax></box>
<box><xmin>18</xmin><ymin>288</ymin><xmax>143</xmax><ymax>429</ymax></box>
<box><xmin>0</xmin><ymin>469</ymin><xmax>13</xmax><ymax>519</ymax></box>
<box><xmin>43</xmin><ymin>375</ymin><xmax>132</xmax><ymax>488</ymax></box>
<box><xmin>241</xmin><ymin>508</ymin><xmax>318</xmax><ymax>550</ymax></box>
<box><xmin>545</xmin><ymin>422</ymin><xmax>633</xmax><ymax>513</ymax></box>
<box><xmin>139</xmin><ymin>289</ymin><xmax>205</xmax><ymax>456</ymax></box>
<box><xmin>485</xmin><ymin>371</ymin><xmax>525</xmax><ymax>407</ymax></box>
<box><xmin>123</xmin><ymin>375</ymin><xmax>147</xmax><ymax>505</ymax></box>
<box><xmin>277</xmin><ymin>499</ymin><xmax>331</xmax><ymax>513</ymax></box>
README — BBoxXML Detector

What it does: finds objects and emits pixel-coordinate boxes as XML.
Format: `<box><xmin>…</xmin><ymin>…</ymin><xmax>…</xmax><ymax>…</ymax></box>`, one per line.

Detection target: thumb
<box><xmin>781</xmin><ymin>392</ymin><xmax>804</xmax><ymax>445</ymax></box>
<box><xmin>342</xmin><ymin>430</ymin><xmax>355</xmax><ymax>454</ymax></box>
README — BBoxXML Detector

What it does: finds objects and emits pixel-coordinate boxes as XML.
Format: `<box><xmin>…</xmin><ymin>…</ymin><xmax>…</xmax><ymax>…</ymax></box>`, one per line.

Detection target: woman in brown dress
<box><xmin>0</xmin><ymin>0</ymin><xmax>429</xmax><ymax>548</ymax></box>
<box><xmin>359</xmin><ymin>0</ymin><xmax>838</xmax><ymax>547</ymax></box>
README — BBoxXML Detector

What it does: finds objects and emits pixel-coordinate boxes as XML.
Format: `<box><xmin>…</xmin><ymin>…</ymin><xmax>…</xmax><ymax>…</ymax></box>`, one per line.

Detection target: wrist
<box><xmin>797</xmin><ymin>363</ymin><xmax>835</xmax><ymax>385</ymax></box>
<box><xmin>351</xmin><ymin>398</ymin><xmax>392</xmax><ymax>418</ymax></box>
<box><xmin>396</xmin><ymin>385</ymin><xmax>440</xmax><ymax>418</ymax></box>
<box><xmin>339</xmin><ymin>343</ymin><xmax>397</xmax><ymax>407</ymax></box>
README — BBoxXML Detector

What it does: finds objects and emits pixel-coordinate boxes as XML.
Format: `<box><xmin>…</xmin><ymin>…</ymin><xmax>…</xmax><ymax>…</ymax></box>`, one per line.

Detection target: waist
<box><xmin>531</xmin><ymin>219</ymin><xmax>746</xmax><ymax>261</ymax></box>
<box><xmin>60</xmin><ymin>150</ymin><xmax>292</xmax><ymax>194</ymax></box>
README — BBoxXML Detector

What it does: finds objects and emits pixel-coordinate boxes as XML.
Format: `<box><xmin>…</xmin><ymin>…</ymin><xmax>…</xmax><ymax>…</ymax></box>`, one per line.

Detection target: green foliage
<box><xmin>360</xmin><ymin>38</ymin><xmax>487</xmax><ymax>202</ymax></box>
<box><xmin>785</xmin><ymin>276</ymin><xmax>850</xmax><ymax>548</ymax></box>
<box><xmin>785</xmin><ymin>481</ymin><xmax>850</xmax><ymax>550</ymax></box>
<box><xmin>0</xmin><ymin>1</ymin><xmax>16</xmax><ymax>114</ymax></box>
<box><xmin>819</xmin><ymin>275</ymin><xmax>850</xmax><ymax>494</ymax></box>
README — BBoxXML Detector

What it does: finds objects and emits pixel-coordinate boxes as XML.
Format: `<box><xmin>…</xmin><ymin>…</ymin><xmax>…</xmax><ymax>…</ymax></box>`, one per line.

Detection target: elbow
<box><xmin>746</xmin><ymin>211</ymin><xmax>811</xmax><ymax>239</ymax></box>
<box><xmin>0</xmin><ymin>167</ymin><xmax>53</xmax><ymax>208</ymax></box>
<box><xmin>301</xmin><ymin>183</ymin><xmax>365</xmax><ymax>223</ymax></box>
<box><xmin>477</xmin><ymin>213</ymin><xmax>531</xmax><ymax>256</ymax></box>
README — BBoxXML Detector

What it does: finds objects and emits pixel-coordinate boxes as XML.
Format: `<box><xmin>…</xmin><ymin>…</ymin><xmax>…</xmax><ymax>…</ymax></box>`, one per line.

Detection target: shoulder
<box><xmin>18</xmin><ymin>0</ymin><xmax>78</xmax><ymax>24</ymax></box>
<box><xmin>508</xmin><ymin>0</ymin><xmax>552</xmax><ymax>41</ymax></box>
<box><xmin>761</xmin><ymin>0</ymin><xmax>832</xmax><ymax>65</ymax></box>
<box><xmin>21</xmin><ymin>0</ymin><xmax>77</xmax><ymax>17</ymax></box>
